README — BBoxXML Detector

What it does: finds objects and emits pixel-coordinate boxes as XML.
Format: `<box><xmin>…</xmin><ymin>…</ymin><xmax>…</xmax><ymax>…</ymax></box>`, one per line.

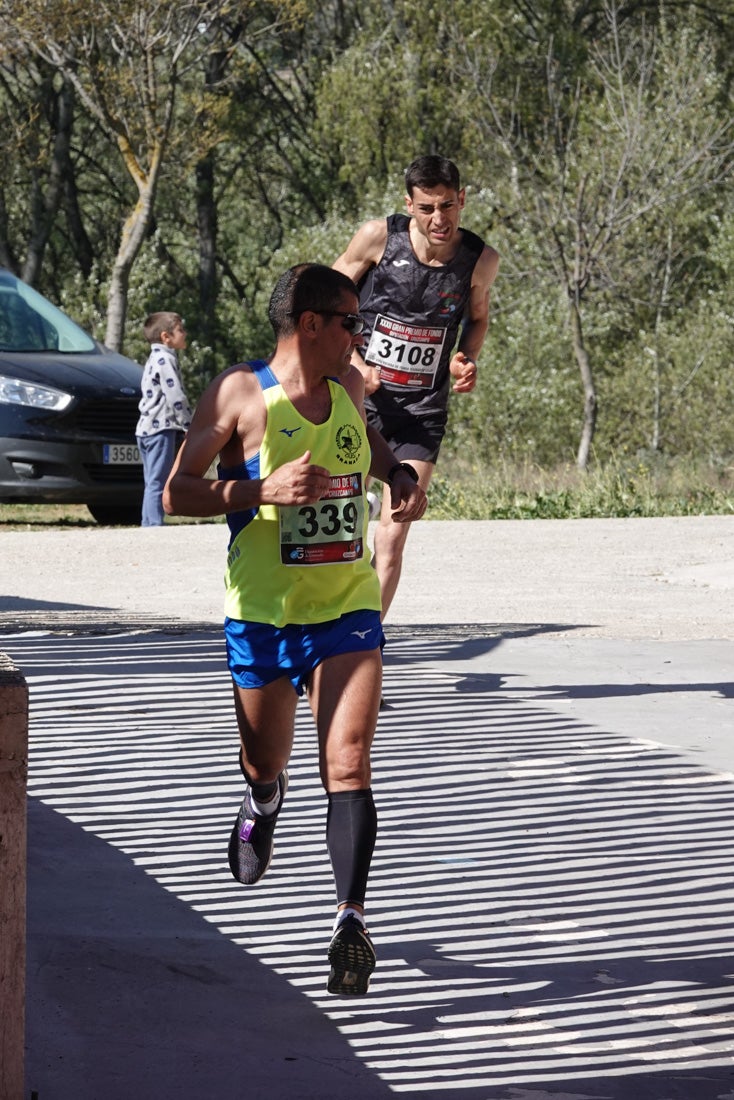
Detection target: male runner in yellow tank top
<box><xmin>164</xmin><ymin>263</ymin><xmax>426</xmax><ymax>996</ymax></box>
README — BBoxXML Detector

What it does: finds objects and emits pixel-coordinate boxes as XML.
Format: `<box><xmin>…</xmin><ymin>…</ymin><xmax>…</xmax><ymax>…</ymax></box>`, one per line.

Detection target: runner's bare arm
<box><xmin>342</xmin><ymin>365</ymin><xmax>426</xmax><ymax>523</ymax></box>
<box><xmin>333</xmin><ymin>219</ymin><xmax>388</xmax><ymax>283</ymax></box>
<box><xmin>163</xmin><ymin>369</ymin><xmax>329</xmax><ymax>516</ymax></box>
<box><xmin>451</xmin><ymin>245</ymin><xmax>501</xmax><ymax>394</ymax></box>
<box><xmin>333</xmin><ymin>220</ymin><xmax>389</xmax><ymax>395</ymax></box>
<box><xmin>366</xmin><ymin>426</ymin><xmax>427</xmax><ymax>523</ymax></box>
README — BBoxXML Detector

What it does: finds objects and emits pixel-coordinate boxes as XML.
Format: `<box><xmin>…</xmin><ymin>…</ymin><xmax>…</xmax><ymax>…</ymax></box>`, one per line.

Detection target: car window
<box><xmin>0</xmin><ymin>272</ymin><xmax>96</xmax><ymax>353</ymax></box>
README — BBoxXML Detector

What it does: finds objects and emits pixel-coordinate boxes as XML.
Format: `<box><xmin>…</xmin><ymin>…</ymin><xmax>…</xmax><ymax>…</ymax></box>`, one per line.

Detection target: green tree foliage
<box><xmin>0</xmin><ymin>0</ymin><xmax>272</xmax><ymax>350</ymax></box>
<box><xmin>0</xmin><ymin>0</ymin><xmax>731</xmax><ymax>473</ymax></box>
<box><xmin>446</xmin><ymin>5</ymin><xmax>733</xmax><ymax>467</ymax></box>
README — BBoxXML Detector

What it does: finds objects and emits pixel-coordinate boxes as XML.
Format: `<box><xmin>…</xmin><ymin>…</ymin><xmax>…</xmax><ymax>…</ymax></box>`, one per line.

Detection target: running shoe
<box><xmin>228</xmin><ymin>770</ymin><xmax>288</xmax><ymax>885</ymax></box>
<box><xmin>327</xmin><ymin>915</ymin><xmax>376</xmax><ymax>996</ymax></box>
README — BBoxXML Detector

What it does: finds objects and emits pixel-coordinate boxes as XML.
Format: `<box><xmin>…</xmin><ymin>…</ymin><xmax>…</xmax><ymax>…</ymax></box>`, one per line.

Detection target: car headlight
<box><xmin>0</xmin><ymin>373</ymin><xmax>73</xmax><ymax>411</ymax></box>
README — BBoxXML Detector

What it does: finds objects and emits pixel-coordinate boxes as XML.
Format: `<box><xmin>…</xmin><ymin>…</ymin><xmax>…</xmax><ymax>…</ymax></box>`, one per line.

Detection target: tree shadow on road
<box><xmin>26</xmin><ymin>798</ymin><xmax>394</xmax><ymax>1100</ymax></box>
<box><xmin>8</xmin><ymin>624</ymin><xmax>734</xmax><ymax>1100</ymax></box>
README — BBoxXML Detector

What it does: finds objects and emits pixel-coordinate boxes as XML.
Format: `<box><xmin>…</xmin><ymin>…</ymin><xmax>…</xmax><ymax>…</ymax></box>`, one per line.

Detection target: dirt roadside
<box><xmin>1</xmin><ymin>515</ymin><xmax>732</xmax><ymax>640</ymax></box>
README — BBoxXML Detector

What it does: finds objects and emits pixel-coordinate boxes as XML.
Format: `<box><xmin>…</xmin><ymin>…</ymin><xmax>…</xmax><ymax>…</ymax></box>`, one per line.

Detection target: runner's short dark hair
<box><xmin>405</xmin><ymin>156</ymin><xmax>461</xmax><ymax>196</ymax></box>
<box><xmin>269</xmin><ymin>264</ymin><xmax>358</xmax><ymax>338</ymax></box>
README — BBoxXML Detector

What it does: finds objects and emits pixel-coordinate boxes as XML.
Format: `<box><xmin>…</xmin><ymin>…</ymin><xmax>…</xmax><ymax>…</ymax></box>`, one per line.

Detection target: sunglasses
<box><xmin>311</xmin><ymin>310</ymin><xmax>366</xmax><ymax>335</ymax></box>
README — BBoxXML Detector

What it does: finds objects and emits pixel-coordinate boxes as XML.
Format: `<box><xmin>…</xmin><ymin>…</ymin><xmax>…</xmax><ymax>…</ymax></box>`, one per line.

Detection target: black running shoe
<box><xmin>327</xmin><ymin>915</ymin><xmax>376</xmax><ymax>996</ymax></box>
<box><xmin>227</xmin><ymin>771</ymin><xmax>288</xmax><ymax>885</ymax></box>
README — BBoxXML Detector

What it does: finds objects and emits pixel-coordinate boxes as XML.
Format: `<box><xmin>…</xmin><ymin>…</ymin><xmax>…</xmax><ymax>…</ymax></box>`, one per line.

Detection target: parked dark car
<box><xmin>0</xmin><ymin>269</ymin><xmax>144</xmax><ymax>525</ymax></box>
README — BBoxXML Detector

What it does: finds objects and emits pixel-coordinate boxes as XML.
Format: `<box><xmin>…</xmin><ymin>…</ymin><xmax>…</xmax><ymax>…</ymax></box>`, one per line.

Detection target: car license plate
<box><xmin>103</xmin><ymin>443</ymin><xmax>141</xmax><ymax>464</ymax></box>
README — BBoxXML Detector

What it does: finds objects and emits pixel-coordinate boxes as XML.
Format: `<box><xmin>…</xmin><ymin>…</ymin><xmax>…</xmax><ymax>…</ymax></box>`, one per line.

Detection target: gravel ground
<box><xmin>1</xmin><ymin>514</ymin><xmax>732</xmax><ymax>639</ymax></box>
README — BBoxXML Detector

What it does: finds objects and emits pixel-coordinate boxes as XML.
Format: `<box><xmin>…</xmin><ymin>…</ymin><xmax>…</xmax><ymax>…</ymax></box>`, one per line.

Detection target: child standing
<box><xmin>135</xmin><ymin>312</ymin><xmax>192</xmax><ymax>526</ymax></box>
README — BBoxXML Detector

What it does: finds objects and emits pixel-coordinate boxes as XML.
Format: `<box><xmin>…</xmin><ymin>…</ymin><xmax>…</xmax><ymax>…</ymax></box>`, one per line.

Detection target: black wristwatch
<box><xmin>387</xmin><ymin>461</ymin><xmax>419</xmax><ymax>484</ymax></box>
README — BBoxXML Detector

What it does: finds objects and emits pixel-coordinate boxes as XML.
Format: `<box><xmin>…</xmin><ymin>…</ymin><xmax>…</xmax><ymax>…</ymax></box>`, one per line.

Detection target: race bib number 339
<box><xmin>365</xmin><ymin>313</ymin><xmax>447</xmax><ymax>387</ymax></box>
<box><xmin>279</xmin><ymin>473</ymin><xmax>365</xmax><ymax>565</ymax></box>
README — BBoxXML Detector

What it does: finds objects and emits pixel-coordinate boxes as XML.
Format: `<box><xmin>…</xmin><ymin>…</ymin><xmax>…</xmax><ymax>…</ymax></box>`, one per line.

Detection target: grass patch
<box><xmin>0</xmin><ymin>503</ymin><xmax>96</xmax><ymax>529</ymax></box>
<box><xmin>426</xmin><ymin>455</ymin><xmax>734</xmax><ymax>519</ymax></box>
<box><xmin>1</xmin><ymin>456</ymin><xmax>732</xmax><ymax>528</ymax></box>
<box><xmin>0</xmin><ymin>503</ymin><xmax>222</xmax><ymax>530</ymax></box>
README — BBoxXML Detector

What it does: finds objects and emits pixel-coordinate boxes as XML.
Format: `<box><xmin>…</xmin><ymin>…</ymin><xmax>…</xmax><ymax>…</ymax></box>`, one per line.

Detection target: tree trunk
<box><xmin>104</xmin><ymin>149</ymin><xmax>162</xmax><ymax>352</ymax></box>
<box><xmin>22</xmin><ymin>75</ymin><xmax>75</xmax><ymax>287</ymax></box>
<box><xmin>195</xmin><ymin>150</ymin><xmax>218</xmax><ymax>379</ymax></box>
<box><xmin>193</xmin><ymin>43</ymin><xmax>234</xmax><ymax>383</ymax></box>
<box><xmin>569</xmin><ymin>296</ymin><xmax>596</xmax><ymax>469</ymax></box>
<box><xmin>0</xmin><ymin>189</ymin><xmax>18</xmax><ymax>273</ymax></box>
<box><xmin>651</xmin><ymin>224</ymin><xmax>674</xmax><ymax>452</ymax></box>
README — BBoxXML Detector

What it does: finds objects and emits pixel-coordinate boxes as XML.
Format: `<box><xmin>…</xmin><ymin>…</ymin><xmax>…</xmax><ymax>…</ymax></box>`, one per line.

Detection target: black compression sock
<box><xmin>326</xmin><ymin>788</ymin><xmax>377</xmax><ymax>907</ymax></box>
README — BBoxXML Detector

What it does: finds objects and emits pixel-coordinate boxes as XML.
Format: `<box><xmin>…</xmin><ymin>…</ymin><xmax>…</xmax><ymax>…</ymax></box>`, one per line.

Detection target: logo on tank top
<box><xmin>335</xmin><ymin>422</ymin><xmax>363</xmax><ymax>465</ymax></box>
<box><xmin>439</xmin><ymin>291</ymin><xmax>463</xmax><ymax>315</ymax></box>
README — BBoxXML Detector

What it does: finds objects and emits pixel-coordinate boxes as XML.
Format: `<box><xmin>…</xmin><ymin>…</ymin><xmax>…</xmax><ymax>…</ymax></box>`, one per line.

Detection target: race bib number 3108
<box><xmin>279</xmin><ymin>473</ymin><xmax>365</xmax><ymax>565</ymax></box>
<box><xmin>365</xmin><ymin>313</ymin><xmax>447</xmax><ymax>387</ymax></box>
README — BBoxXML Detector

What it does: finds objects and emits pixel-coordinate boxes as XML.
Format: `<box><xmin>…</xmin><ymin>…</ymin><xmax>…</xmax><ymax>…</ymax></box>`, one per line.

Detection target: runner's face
<box><xmin>321</xmin><ymin>293</ymin><xmax>363</xmax><ymax>375</ymax></box>
<box><xmin>405</xmin><ymin>184</ymin><xmax>465</xmax><ymax>248</ymax></box>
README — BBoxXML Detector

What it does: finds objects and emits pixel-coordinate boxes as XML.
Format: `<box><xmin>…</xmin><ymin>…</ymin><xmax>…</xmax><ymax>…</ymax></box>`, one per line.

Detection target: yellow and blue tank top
<box><xmin>219</xmin><ymin>360</ymin><xmax>381</xmax><ymax>626</ymax></box>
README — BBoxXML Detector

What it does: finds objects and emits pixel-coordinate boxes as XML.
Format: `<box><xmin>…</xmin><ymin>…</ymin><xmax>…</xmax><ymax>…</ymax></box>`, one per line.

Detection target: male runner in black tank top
<box><xmin>334</xmin><ymin>155</ymin><xmax>500</xmax><ymax>618</ymax></box>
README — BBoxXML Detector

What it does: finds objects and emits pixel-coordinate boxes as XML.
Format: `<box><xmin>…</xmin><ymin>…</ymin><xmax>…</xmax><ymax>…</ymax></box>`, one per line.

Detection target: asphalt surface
<box><xmin>1</xmin><ymin>516</ymin><xmax>733</xmax><ymax>1099</ymax></box>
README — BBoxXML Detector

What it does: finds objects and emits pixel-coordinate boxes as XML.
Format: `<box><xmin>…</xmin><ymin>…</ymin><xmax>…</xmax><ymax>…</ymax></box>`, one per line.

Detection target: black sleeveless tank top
<box><xmin>358</xmin><ymin>213</ymin><xmax>484</xmax><ymax>421</ymax></box>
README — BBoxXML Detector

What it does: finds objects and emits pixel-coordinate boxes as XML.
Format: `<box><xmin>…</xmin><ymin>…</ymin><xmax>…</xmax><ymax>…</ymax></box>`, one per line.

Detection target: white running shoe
<box><xmin>367</xmin><ymin>491</ymin><xmax>381</xmax><ymax>521</ymax></box>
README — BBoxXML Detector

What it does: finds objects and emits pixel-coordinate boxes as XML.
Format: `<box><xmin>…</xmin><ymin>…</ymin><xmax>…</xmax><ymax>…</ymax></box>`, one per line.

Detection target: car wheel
<box><xmin>87</xmin><ymin>502</ymin><xmax>142</xmax><ymax>526</ymax></box>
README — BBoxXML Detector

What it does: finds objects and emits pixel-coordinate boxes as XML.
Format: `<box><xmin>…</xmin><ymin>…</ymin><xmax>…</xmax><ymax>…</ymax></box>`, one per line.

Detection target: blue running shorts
<box><xmin>224</xmin><ymin>609</ymin><xmax>385</xmax><ymax>695</ymax></box>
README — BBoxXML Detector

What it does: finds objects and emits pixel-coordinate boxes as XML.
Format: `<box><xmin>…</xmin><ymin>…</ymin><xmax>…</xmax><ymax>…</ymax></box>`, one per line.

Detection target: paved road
<box><xmin>2</xmin><ymin>517</ymin><xmax>733</xmax><ymax>1099</ymax></box>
